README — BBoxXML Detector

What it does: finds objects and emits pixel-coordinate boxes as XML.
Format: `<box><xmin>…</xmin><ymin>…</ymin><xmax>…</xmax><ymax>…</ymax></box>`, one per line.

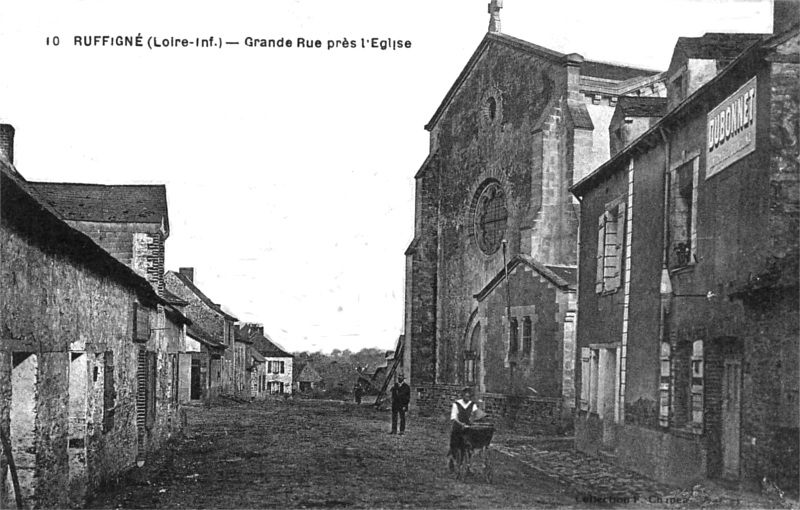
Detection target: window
<box><xmin>522</xmin><ymin>316</ymin><xmax>532</xmax><ymax>356</ymax></box>
<box><xmin>280</xmin><ymin>361</ymin><xmax>285</xmax><ymax>374</ymax></box>
<box><xmin>671</xmin><ymin>339</ymin><xmax>703</xmax><ymax>431</ymax></box>
<box><xmin>596</xmin><ymin>201</ymin><xmax>626</xmax><ymax>293</ymax></box>
<box><xmin>464</xmin><ymin>323</ymin><xmax>480</xmax><ymax>384</ymax></box>
<box><xmin>669</xmin><ymin>159</ymin><xmax>699</xmax><ymax>269</ymax></box>
<box><xmin>509</xmin><ymin>317</ymin><xmax>519</xmax><ymax>353</ymax></box>
<box><xmin>474</xmin><ymin>182</ymin><xmax>508</xmax><ymax>255</ymax></box>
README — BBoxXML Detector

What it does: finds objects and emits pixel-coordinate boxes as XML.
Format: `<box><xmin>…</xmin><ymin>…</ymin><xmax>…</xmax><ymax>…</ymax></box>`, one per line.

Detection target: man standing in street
<box><xmin>390</xmin><ymin>372</ymin><xmax>411</xmax><ymax>435</ymax></box>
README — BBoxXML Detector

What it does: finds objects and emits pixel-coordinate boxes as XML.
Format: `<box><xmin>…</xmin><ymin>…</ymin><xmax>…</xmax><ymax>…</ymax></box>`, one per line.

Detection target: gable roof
<box><xmin>240</xmin><ymin>324</ymin><xmax>293</xmax><ymax>358</ymax></box>
<box><xmin>187</xmin><ymin>323</ymin><xmax>225</xmax><ymax>349</ymax></box>
<box><xmin>293</xmin><ymin>363</ymin><xmax>323</xmax><ymax>383</ymax></box>
<box><xmin>615</xmin><ymin>96</ymin><xmax>668</xmax><ymax>118</ymax></box>
<box><xmin>674</xmin><ymin>32</ymin><xmax>766</xmax><ymax>61</ymax></box>
<box><xmin>474</xmin><ymin>254</ymin><xmax>576</xmax><ymax>301</ymax></box>
<box><xmin>572</xmin><ymin>28</ymin><xmax>793</xmax><ymax>197</ymax></box>
<box><xmin>0</xmin><ymin>160</ymin><xmax>166</xmax><ymax>309</ymax></box>
<box><xmin>166</xmin><ymin>270</ymin><xmax>238</xmax><ymax>321</ymax></box>
<box><xmin>28</xmin><ymin>181</ymin><xmax>169</xmax><ymax>234</ymax></box>
<box><xmin>425</xmin><ymin>31</ymin><xmax>661</xmax><ymax>131</ymax></box>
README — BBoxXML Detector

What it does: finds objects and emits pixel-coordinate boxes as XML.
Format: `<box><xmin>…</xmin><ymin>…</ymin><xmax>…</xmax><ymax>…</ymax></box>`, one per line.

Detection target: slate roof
<box><xmin>674</xmin><ymin>33</ymin><xmax>766</xmax><ymax>61</ymax></box>
<box><xmin>571</xmin><ymin>28</ymin><xmax>793</xmax><ymax>197</ymax></box>
<box><xmin>0</xmin><ymin>161</ymin><xmax>165</xmax><ymax>309</ymax></box>
<box><xmin>581</xmin><ymin>60</ymin><xmax>660</xmax><ymax>81</ymax></box>
<box><xmin>474</xmin><ymin>254</ymin><xmax>576</xmax><ymax>301</ymax></box>
<box><xmin>251</xmin><ymin>348</ymin><xmax>266</xmax><ymax>363</ymax></box>
<box><xmin>616</xmin><ymin>96</ymin><xmax>668</xmax><ymax>118</ymax></box>
<box><xmin>187</xmin><ymin>323</ymin><xmax>224</xmax><ymax>349</ymax></box>
<box><xmin>293</xmin><ymin>363</ymin><xmax>323</xmax><ymax>383</ymax></box>
<box><xmin>425</xmin><ymin>31</ymin><xmax>661</xmax><ymax>130</ymax></box>
<box><xmin>162</xmin><ymin>289</ymin><xmax>189</xmax><ymax>307</ymax></box>
<box><xmin>240</xmin><ymin>325</ymin><xmax>293</xmax><ymax>358</ymax></box>
<box><xmin>545</xmin><ymin>265</ymin><xmax>578</xmax><ymax>287</ymax></box>
<box><xmin>167</xmin><ymin>271</ymin><xmax>238</xmax><ymax>321</ymax></box>
<box><xmin>28</xmin><ymin>182</ymin><xmax>169</xmax><ymax>232</ymax></box>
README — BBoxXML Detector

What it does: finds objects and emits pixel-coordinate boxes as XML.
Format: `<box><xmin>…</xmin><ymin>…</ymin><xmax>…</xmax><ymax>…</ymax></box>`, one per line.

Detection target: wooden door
<box><xmin>722</xmin><ymin>358</ymin><xmax>741</xmax><ymax>479</ymax></box>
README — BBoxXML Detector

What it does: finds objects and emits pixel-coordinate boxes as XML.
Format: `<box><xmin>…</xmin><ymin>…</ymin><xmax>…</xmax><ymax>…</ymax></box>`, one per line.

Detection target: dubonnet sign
<box><xmin>706</xmin><ymin>76</ymin><xmax>757</xmax><ymax>179</ymax></box>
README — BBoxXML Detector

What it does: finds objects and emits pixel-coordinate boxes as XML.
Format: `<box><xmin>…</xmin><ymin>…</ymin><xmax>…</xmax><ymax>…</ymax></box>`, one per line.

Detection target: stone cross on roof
<box><xmin>488</xmin><ymin>0</ymin><xmax>503</xmax><ymax>33</ymax></box>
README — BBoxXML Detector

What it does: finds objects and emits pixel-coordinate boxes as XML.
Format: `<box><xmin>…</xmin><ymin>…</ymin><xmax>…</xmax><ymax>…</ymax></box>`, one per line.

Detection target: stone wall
<box><xmin>0</xmin><ymin>177</ymin><xmax>182</xmax><ymax>508</ymax></box>
<box><xmin>415</xmin><ymin>384</ymin><xmax>568</xmax><ymax>436</ymax></box>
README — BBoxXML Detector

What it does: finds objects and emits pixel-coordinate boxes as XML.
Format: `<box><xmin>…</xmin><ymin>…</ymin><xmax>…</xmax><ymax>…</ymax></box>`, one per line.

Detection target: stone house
<box><xmin>569</xmin><ymin>18</ymin><xmax>799</xmax><ymax>495</ymax></box>
<box><xmin>183</xmin><ymin>321</ymin><xmax>226</xmax><ymax>402</ymax></box>
<box><xmin>0</xmin><ymin>125</ymin><xmax>190</xmax><ymax>508</ymax></box>
<box><xmin>241</xmin><ymin>324</ymin><xmax>293</xmax><ymax>395</ymax></box>
<box><xmin>402</xmin><ymin>8</ymin><xmax>665</xmax><ymax>432</ymax></box>
<box><xmin>293</xmin><ymin>363</ymin><xmax>322</xmax><ymax>393</ymax></box>
<box><xmin>165</xmin><ymin>268</ymin><xmax>241</xmax><ymax>397</ymax></box>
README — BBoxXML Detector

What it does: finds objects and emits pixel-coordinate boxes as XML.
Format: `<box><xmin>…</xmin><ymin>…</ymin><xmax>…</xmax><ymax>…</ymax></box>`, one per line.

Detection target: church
<box><xmin>402</xmin><ymin>2</ymin><xmax>665</xmax><ymax>431</ymax></box>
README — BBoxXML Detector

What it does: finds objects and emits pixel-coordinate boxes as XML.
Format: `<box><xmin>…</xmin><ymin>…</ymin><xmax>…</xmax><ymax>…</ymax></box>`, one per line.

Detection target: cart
<box><xmin>452</xmin><ymin>423</ymin><xmax>495</xmax><ymax>483</ymax></box>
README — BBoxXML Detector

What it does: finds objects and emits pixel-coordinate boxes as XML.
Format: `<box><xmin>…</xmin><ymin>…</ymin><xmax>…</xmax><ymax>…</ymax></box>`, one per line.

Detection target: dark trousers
<box><xmin>391</xmin><ymin>405</ymin><xmax>406</xmax><ymax>432</ymax></box>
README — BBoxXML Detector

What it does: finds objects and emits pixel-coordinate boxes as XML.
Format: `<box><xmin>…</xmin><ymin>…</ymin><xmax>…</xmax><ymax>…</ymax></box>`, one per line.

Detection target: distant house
<box><xmin>165</xmin><ymin>268</ymin><xmax>240</xmax><ymax>397</ymax></box>
<box><xmin>240</xmin><ymin>323</ymin><xmax>293</xmax><ymax>395</ymax></box>
<box><xmin>293</xmin><ymin>363</ymin><xmax>323</xmax><ymax>393</ymax></box>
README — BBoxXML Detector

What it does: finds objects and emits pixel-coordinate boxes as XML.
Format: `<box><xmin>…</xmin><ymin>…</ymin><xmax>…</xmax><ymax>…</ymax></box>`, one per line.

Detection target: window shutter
<box><xmin>603</xmin><ymin>211</ymin><xmax>618</xmax><ymax>286</ymax></box>
<box><xmin>133</xmin><ymin>304</ymin><xmax>151</xmax><ymax>342</ymax></box>
<box><xmin>610</xmin><ymin>202</ymin><xmax>626</xmax><ymax>290</ymax></box>
<box><xmin>580</xmin><ymin>348</ymin><xmax>591</xmax><ymax>411</ymax></box>
<box><xmin>596</xmin><ymin>215</ymin><xmax>605</xmax><ymax>293</ymax></box>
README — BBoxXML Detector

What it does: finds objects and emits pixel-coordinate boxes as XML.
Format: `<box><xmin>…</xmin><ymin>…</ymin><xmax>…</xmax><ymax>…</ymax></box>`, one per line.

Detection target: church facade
<box><xmin>403</xmin><ymin>12</ymin><xmax>665</xmax><ymax>430</ymax></box>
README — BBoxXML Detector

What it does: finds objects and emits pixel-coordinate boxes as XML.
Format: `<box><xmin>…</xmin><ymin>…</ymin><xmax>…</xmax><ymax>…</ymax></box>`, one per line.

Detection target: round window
<box><xmin>474</xmin><ymin>182</ymin><xmax>508</xmax><ymax>255</ymax></box>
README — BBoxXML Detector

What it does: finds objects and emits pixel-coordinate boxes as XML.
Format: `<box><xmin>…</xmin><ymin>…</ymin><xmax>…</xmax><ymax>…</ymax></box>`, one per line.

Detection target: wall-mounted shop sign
<box><xmin>706</xmin><ymin>76</ymin><xmax>757</xmax><ymax>179</ymax></box>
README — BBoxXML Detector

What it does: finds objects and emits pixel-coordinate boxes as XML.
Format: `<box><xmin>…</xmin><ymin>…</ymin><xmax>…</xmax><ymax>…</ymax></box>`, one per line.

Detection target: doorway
<box><xmin>722</xmin><ymin>358</ymin><xmax>742</xmax><ymax>479</ymax></box>
<box><xmin>190</xmin><ymin>359</ymin><xmax>202</xmax><ymax>400</ymax></box>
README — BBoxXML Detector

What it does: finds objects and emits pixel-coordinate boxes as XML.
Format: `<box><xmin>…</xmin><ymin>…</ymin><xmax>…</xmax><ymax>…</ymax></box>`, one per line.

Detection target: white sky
<box><xmin>0</xmin><ymin>0</ymin><xmax>772</xmax><ymax>353</ymax></box>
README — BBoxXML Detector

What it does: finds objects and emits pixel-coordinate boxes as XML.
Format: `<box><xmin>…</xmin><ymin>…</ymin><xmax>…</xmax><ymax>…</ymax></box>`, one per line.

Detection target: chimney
<box><xmin>247</xmin><ymin>323</ymin><xmax>265</xmax><ymax>337</ymax></box>
<box><xmin>488</xmin><ymin>0</ymin><xmax>503</xmax><ymax>33</ymax></box>
<box><xmin>179</xmin><ymin>267</ymin><xmax>194</xmax><ymax>282</ymax></box>
<box><xmin>0</xmin><ymin>124</ymin><xmax>15</xmax><ymax>165</ymax></box>
<box><xmin>774</xmin><ymin>0</ymin><xmax>800</xmax><ymax>35</ymax></box>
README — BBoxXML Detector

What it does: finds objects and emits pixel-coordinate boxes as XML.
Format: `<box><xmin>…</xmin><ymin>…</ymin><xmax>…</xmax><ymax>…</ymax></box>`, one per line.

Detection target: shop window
<box><xmin>669</xmin><ymin>159</ymin><xmax>699</xmax><ymax>269</ymax></box>
<box><xmin>596</xmin><ymin>201</ymin><xmax>626</xmax><ymax>293</ymax></box>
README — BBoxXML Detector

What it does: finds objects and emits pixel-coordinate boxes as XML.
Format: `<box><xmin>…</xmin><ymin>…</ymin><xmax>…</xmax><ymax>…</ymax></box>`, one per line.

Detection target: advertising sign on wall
<box><xmin>706</xmin><ymin>76</ymin><xmax>757</xmax><ymax>179</ymax></box>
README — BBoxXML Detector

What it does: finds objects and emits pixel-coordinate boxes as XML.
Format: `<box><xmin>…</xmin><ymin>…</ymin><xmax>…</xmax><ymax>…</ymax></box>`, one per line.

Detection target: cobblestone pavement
<box><xmin>494</xmin><ymin>439</ymin><xmax>796</xmax><ymax>509</ymax></box>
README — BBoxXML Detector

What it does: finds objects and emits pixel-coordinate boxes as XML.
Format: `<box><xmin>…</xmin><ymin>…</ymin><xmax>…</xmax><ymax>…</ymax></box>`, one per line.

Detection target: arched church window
<box><xmin>474</xmin><ymin>182</ymin><xmax>508</xmax><ymax>255</ymax></box>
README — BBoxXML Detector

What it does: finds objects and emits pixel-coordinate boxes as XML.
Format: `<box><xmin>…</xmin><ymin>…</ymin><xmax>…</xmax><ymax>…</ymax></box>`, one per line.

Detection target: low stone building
<box><xmin>0</xmin><ymin>125</ymin><xmax>190</xmax><ymax>508</ymax></box>
<box><xmin>570</xmin><ymin>18</ymin><xmax>799</xmax><ymax>494</ymax></box>
<box><xmin>241</xmin><ymin>324</ymin><xmax>293</xmax><ymax>395</ymax></box>
<box><xmin>293</xmin><ymin>363</ymin><xmax>322</xmax><ymax>393</ymax></box>
<box><xmin>165</xmin><ymin>268</ymin><xmax>240</xmax><ymax>397</ymax></box>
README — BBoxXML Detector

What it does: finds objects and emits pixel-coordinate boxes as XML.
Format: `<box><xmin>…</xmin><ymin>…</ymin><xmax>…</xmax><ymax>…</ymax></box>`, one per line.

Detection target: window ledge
<box><xmin>670</xmin><ymin>264</ymin><xmax>696</xmax><ymax>276</ymax></box>
<box><xmin>600</xmin><ymin>288</ymin><xmax>620</xmax><ymax>297</ymax></box>
<box><xmin>671</xmin><ymin>426</ymin><xmax>703</xmax><ymax>439</ymax></box>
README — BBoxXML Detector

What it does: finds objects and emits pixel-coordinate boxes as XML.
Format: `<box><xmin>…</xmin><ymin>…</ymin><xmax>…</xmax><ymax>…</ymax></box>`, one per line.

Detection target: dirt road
<box><xmin>87</xmin><ymin>398</ymin><xmax>578</xmax><ymax>509</ymax></box>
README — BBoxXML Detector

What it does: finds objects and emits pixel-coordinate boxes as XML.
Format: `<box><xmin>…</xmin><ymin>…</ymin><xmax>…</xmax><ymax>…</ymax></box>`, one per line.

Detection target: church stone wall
<box><xmin>432</xmin><ymin>43</ymin><xmax>567</xmax><ymax>385</ymax></box>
